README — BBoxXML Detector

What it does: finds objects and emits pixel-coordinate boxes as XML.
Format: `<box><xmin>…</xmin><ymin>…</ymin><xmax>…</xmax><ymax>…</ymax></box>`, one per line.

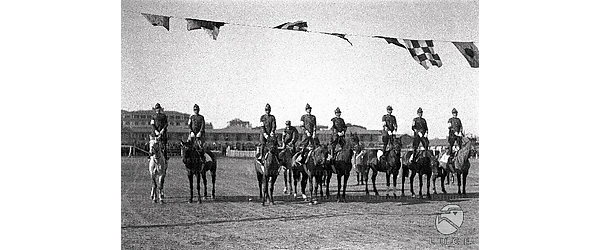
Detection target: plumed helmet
<box><xmin>305</xmin><ymin>103</ymin><xmax>312</xmax><ymax>110</ymax></box>
<box><xmin>335</xmin><ymin>107</ymin><xmax>341</xmax><ymax>113</ymax></box>
<box><xmin>285</xmin><ymin>120</ymin><xmax>291</xmax><ymax>125</ymax></box>
<box><xmin>265</xmin><ymin>103</ymin><xmax>271</xmax><ymax>111</ymax></box>
<box><xmin>452</xmin><ymin>108</ymin><xmax>458</xmax><ymax>114</ymax></box>
<box><xmin>417</xmin><ymin>107</ymin><xmax>423</xmax><ymax>113</ymax></box>
<box><xmin>154</xmin><ymin>103</ymin><xmax>162</xmax><ymax>110</ymax></box>
<box><xmin>387</xmin><ymin>105</ymin><xmax>393</xmax><ymax>111</ymax></box>
<box><xmin>193</xmin><ymin>104</ymin><xmax>199</xmax><ymax>110</ymax></box>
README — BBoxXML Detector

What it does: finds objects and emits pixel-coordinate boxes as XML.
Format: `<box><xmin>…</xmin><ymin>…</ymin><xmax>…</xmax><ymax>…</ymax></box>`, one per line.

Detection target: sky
<box><xmin>121</xmin><ymin>0</ymin><xmax>479</xmax><ymax>138</ymax></box>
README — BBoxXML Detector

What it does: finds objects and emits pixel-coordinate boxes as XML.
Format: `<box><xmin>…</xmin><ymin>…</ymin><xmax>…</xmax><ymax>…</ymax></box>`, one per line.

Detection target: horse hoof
<box><xmin>442</xmin><ymin>190</ymin><xmax>447</xmax><ymax>194</ymax></box>
<box><xmin>188</xmin><ymin>200</ymin><xmax>193</xmax><ymax>203</ymax></box>
<box><xmin>312</xmin><ymin>200</ymin><xmax>318</xmax><ymax>205</ymax></box>
<box><xmin>160</xmin><ymin>200</ymin><xmax>164</xmax><ymax>204</ymax></box>
<box><xmin>411</xmin><ymin>194</ymin><xmax>416</xmax><ymax>198</ymax></box>
<box><xmin>270</xmin><ymin>201</ymin><xmax>275</xmax><ymax>205</ymax></box>
<box><xmin>153</xmin><ymin>200</ymin><xmax>158</xmax><ymax>203</ymax></box>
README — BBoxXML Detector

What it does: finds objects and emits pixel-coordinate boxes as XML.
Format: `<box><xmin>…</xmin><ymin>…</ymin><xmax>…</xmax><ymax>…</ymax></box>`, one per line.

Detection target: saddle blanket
<box><xmin>376</xmin><ymin>150</ymin><xmax>384</xmax><ymax>161</ymax></box>
<box><xmin>440</xmin><ymin>153</ymin><xmax>450</xmax><ymax>164</ymax></box>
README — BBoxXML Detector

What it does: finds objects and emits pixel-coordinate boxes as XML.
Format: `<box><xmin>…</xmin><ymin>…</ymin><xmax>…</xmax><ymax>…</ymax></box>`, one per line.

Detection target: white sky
<box><xmin>121</xmin><ymin>0</ymin><xmax>478</xmax><ymax>138</ymax></box>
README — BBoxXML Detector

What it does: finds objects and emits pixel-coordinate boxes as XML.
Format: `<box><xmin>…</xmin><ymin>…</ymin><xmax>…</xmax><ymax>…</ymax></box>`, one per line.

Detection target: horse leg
<box><xmin>356</xmin><ymin>170</ymin><xmax>360</xmax><ymax>185</ymax></box>
<box><xmin>392</xmin><ymin>170</ymin><xmax>398</xmax><ymax>198</ymax></box>
<box><xmin>401</xmin><ymin>168</ymin><xmax>406</xmax><ymax>197</ymax></box>
<box><xmin>308</xmin><ymin>174</ymin><xmax>314</xmax><ymax>204</ymax></box>
<box><xmin>262</xmin><ymin>174</ymin><xmax>269</xmax><ymax>206</ymax></box>
<box><xmin>364</xmin><ymin>169</ymin><xmax>370</xmax><ymax>196</ymax></box>
<box><xmin>337</xmin><ymin>172</ymin><xmax>343</xmax><ymax>202</ymax></box>
<box><xmin>456</xmin><ymin>173</ymin><xmax>462</xmax><ymax>194</ymax></box>
<box><xmin>283</xmin><ymin>168</ymin><xmax>288</xmax><ymax>194</ymax></box>
<box><xmin>158</xmin><ymin>173</ymin><xmax>166</xmax><ymax>203</ymax></box>
<box><xmin>211</xmin><ymin>169</ymin><xmax>216</xmax><ymax>199</ymax></box>
<box><xmin>371</xmin><ymin>170</ymin><xmax>379</xmax><ymax>196</ymax></box>
<box><xmin>342</xmin><ymin>171</ymin><xmax>349</xmax><ymax>202</ymax></box>
<box><xmin>410</xmin><ymin>170</ymin><xmax>416</xmax><ymax>197</ymax></box>
<box><xmin>441</xmin><ymin>170</ymin><xmax>447</xmax><ymax>194</ymax></box>
<box><xmin>426</xmin><ymin>174</ymin><xmax>432</xmax><ymax>199</ymax></box>
<box><xmin>202</xmin><ymin>172</ymin><xmax>208</xmax><ymax>199</ymax></box>
<box><xmin>196</xmin><ymin>172</ymin><xmax>201</xmax><ymax>203</ymax></box>
<box><xmin>301</xmin><ymin>173</ymin><xmax>308</xmax><ymax>200</ymax></box>
<box><xmin>256</xmin><ymin>172</ymin><xmax>263</xmax><ymax>199</ymax></box>
<box><xmin>188</xmin><ymin>172</ymin><xmax>194</xmax><ymax>203</ymax></box>
<box><xmin>151</xmin><ymin>175</ymin><xmax>157</xmax><ymax>203</ymax></box>
<box><xmin>462</xmin><ymin>173</ymin><xmax>467</xmax><ymax>195</ymax></box>
<box><xmin>385</xmin><ymin>172</ymin><xmax>391</xmax><ymax>198</ymax></box>
<box><xmin>418</xmin><ymin>173</ymin><xmax>423</xmax><ymax>199</ymax></box>
<box><xmin>432</xmin><ymin>171</ymin><xmax>438</xmax><ymax>195</ymax></box>
<box><xmin>326</xmin><ymin>169</ymin><xmax>332</xmax><ymax>198</ymax></box>
<box><xmin>270</xmin><ymin>175</ymin><xmax>277</xmax><ymax>205</ymax></box>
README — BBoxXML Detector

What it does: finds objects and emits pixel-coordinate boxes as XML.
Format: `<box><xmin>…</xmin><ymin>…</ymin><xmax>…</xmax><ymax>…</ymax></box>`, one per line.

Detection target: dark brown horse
<box><xmin>292</xmin><ymin>145</ymin><xmax>327</xmax><ymax>204</ymax></box>
<box><xmin>278</xmin><ymin>145</ymin><xmax>295</xmax><ymax>195</ymax></box>
<box><xmin>401</xmin><ymin>150</ymin><xmax>436</xmax><ymax>199</ymax></box>
<box><xmin>323</xmin><ymin>134</ymin><xmax>359</xmax><ymax>202</ymax></box>
<box><xmin>255</xmin><ymin>137</ymin><xmax>279</xmax><ymax>205</ymax></box>
<box><xmin>180</xmin><ymin>140</ymin><xmax>217</xmax><ymax>203</ymax></box>
<box><xmin>451</xmin><ymin>138</ymin><xmax>476</xmax><ymax>195</ymax></box>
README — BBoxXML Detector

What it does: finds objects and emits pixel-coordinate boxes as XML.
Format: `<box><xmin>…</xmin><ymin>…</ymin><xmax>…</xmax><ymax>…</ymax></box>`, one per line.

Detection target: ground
<box><xmin>122</xmin><ymin>156</ymin><xmax>479</xmax><ymax>249</ymax></box>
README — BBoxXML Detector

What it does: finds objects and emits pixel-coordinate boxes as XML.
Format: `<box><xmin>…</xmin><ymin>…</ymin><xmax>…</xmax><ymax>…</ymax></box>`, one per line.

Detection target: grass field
<box><xmin>122</xmin><ymin>156</ymin><xmax>479</xmax><ymax>249</ymax></box>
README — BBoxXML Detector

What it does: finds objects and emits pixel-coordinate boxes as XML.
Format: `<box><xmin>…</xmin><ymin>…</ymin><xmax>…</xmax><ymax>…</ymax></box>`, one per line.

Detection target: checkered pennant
<box><xmin>403</xmin><ymin>39</ymin><xmax>442</xmax><ymax>69</ymax></box>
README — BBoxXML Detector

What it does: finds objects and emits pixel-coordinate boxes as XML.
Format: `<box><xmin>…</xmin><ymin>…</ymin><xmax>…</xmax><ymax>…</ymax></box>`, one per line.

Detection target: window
<box><xmin>140</xmin><ymin>115</ymin><xmax>146</xmax><ymax>119</ymax></box>
<box><xmin>125</xmin><ymin>121</ymin><xmax>130</xmax><ymax>125</ymax></box>
<box><xmin>135</xmin><ymin>121</ymin><xmax>139</xmax><ymax>125</ymax></box>
<box><xmin>176</xmin><ymin>116</ymin><xmax>181</xmax><ymax>119</ymax></box>
<box><xmin>176</xmin><ymin>122</ymin><xmax>181</xmax><ymax>126</ymax></box>
<box><xmin>134</xmin><ymin>115</ymin><xmax>139</xmax><ymax>119</ymax></box>
<box><xmin>170</xmin><ymin>122</ymin><xmax>174</xmax><ymax>125</ymax></box>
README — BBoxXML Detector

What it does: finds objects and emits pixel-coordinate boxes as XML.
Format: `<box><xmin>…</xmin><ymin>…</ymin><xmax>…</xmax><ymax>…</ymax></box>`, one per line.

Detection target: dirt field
<box><xmin>122</xmin><ymin>156</ymin><xmax>479</xmax><ymax>249</ymax></box>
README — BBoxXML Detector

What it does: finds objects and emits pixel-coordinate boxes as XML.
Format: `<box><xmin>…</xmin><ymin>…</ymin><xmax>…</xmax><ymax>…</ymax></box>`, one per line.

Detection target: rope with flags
<box><xmin>127</xmin><ymin>10</ymin><xmax>478</xmax><ymax>69</ymax></box>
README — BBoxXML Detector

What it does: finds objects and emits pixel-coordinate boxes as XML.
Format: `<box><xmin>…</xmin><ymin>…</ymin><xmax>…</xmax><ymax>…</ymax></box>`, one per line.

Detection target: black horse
<box><xmin>323</xmin><ymin>133</ymin><xmax>359</xmax><ymax>202</ymax></box>
<box><xmin>255</xmin><ymin>137</ymin><xmax>280</xmax><ymax>205</ymax></box>
<box><xmin>401</xmin><ymin>150</ymin><xmax>435</xmax><ymax>199</ymax></box>
<box><xmin>180</xmin><ymin>140</ymin><xmax>217</xmax><ymax>203</ymax></box>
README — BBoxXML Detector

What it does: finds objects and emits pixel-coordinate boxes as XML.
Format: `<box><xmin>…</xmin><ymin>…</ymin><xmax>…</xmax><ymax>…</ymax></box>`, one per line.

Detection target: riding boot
<box><xmin>412</xmin><ymin>149</ymin><xmax>417</xmax><ymax>163</ymax></box>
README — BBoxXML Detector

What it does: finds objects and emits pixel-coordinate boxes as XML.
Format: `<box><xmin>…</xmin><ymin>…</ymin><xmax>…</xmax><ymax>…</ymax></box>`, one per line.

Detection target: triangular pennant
<box><xmin>273</xmin><ymin>21</ymin><xmax>308</xmax><ymax>31</ymax></box>
<box><xmin>141</xmin><ymin>13</ymin><xmax>170</xmax><ymax>31</ymax></box>
<box><xmin>452</xmin><ymin>42</ymin><xmax>479</xmax><ymax>68</ymax></box>
<box><xmin>186</xmin><ymin>19</ymin><xmax>226</xmax><ymax>40</ymax></box>
<box><xmin>374</xmin><ymin>36</ymin><xmax>407</xmax><ymax>49</ymax></box>
<box><xmin>323</xmin><ymin>32</ymin><xmax>353</xmax><ymax>46</ymax></box>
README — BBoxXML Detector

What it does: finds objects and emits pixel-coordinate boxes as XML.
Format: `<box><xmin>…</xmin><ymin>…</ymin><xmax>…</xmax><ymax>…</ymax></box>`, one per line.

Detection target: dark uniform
<box><xmin>382</xmin><ymin>106</ymin><xmax>397</xmax><ymax>152</ymax></box>
<box><xmin>330</xmin><ymin>107</ymin><xmax>347</xmax><ymax>156</ymax></box>
<box><xmin>151</xmin><ymin>103</ymin><xmax>168</xmax><ymax>159</ymax></box>
<box><xmin>259</xmin><ymin>104</ymin><xmax>277</xmax><ymax>159</ymax></box>
<box><xmin>282</xmin><ymin>121</ymin><xmax>299</xmax><ymax>152</ymax></box>
<box><xmin>411</xmin><ymin>107</ymin><xmax>429</xmax><ymax>161</ymax></box>
<box><xmin>298</xmin><ymin>104</ymin><xmax>317</xmax><ymax>163</ymax></box>
<box><xmin>448</xmin><ymin>108</ymin><xmax>463</xmax><ymax>155</ymax></box>
<box><xmin>299</xmin><ymin>104</ymin><xmax>317</xmax><ymax>148</ymax></box>
<box><xmin>188</xmin><ymin>104</ymin><xmax>206</xmax><ymax>162</ymax></box>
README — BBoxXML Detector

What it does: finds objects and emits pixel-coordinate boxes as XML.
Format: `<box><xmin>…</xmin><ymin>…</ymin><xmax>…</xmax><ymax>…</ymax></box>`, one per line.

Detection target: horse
<box><xmin>323</xmin><ymin>133</ymin><xmax>359</xmax><ymax>202</ymax></box>
<box><xmin>291</xmin><ymin>144</ymin><xmax>328</xmax><ymax>204</ymax></box>
<box><xmin>428</xmin><ymin>151</ymin><xmax>448</xmax><ymax>195</ymax></box>
<box><xmin>354</xmin><ymin>147</ymin><xmax>378</xmax><ymax>196</ymax></box>
<box><xmin>255</xmin><ymin>137</ymin><xmax>280</xmax><ymax>205</ymax></box>
<box><xmin>452</xmin><ymin>138</ymin><xmax>476</xmax><ymax>195</ymax></box>
<box><xmin>278</xmin><ymin>145</ymin><xmax>295</xmax><ymax>195</ymax></box>
<box><xmin>180</xmin><ymin>140</ymin><xmax>217</xmax><ymax>203</ymax></box>
<box><xmin>366</xmin><ymin>137</ymin><xmax>402</xmax><ymax>198</ymax></box>
<box><xmin>401</xmin><ymin>149</ymin><xmax>436</xmax><ymax>199</ymax></box>
<box><xmin>148</xmin><ymin>135</ymin><xmax>168</xmax><ymax>203</ymax></box>
<box><xmin>351</xmin><ymin>144</ymin><xmax>367</xmax><ymax>185</ymax></box>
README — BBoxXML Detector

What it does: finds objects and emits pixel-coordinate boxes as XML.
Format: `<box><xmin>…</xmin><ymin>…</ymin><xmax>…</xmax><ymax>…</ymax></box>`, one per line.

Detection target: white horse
<box><xmin>149</xmin><ymin>135</ymin><xmax>168</xmax><ymax>203</ymax></box>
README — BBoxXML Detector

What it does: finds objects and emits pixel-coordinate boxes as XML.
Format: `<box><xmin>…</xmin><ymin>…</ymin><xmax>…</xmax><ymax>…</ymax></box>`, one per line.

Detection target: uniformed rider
<box><xmin>329</xmin><ymin>107</ymin><xmax>347</xmax><ymax>160</ymax></box>
<box><xmin>259</xmin><ymin>103</ymin><xmax>277</xmax><ymax>161</ymax></box>
<box><xmin>298</xmin><ymin>103</ymin><xmax>317</xmax><ymax>163</ymax></box>
<box><xmin>411</xmin><ymin>107</ymin><xmax>429</xmax><ymax>162</ymax></box>
<box><xmin>382</xmin><ymin>105</ymin><xmax>397</xmax><ymax>152</ymax></box>
<box><xmin>447</xmin><ymin>108</ymin><xmax>464</xmax><ymax>156</ymax></box>
<box><xmin>151</xmin><ymin>103</ymin><xmax>169</xmax><ymax>160</ymax></box>
<box><xmin>188</xmin><ymin>104</ymin><xmax>206</xmax><ymax>162</ymax></box>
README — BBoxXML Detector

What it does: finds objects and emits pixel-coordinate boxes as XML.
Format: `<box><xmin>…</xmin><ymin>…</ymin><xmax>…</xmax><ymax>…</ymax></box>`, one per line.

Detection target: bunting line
<box><xmin>124</xmin><ymin>9</ymin><xmax>478</xmax><ymax>68</ymax></box>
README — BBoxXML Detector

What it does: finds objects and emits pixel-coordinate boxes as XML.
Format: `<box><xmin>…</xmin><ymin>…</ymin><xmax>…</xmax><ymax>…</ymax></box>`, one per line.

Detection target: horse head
<box><xmin>312</xmin><ymin>146</ymin><xmax>328</xmax><ymax>166</ymax></box>
<box><xmin>149</xmin><ymin>135</ymin><xmax>162</xmax><ymax>158</ymax></box>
